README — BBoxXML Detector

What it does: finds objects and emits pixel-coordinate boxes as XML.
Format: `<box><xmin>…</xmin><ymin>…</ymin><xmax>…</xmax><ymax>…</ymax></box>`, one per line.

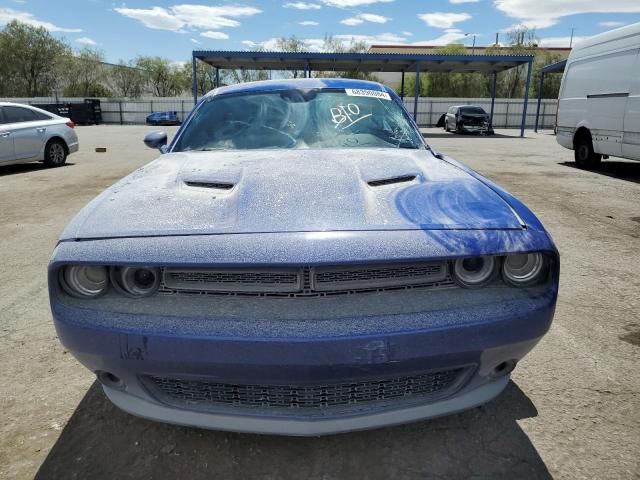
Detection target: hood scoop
<box><xmin>184</xmin><ymin>180</ymin><xmax>235</xmax><ymax>190</ymax></box>
<box><xmin>367</xmin><ymin>175</ymin><xmax>417</xmax><ymax>187</ymax></box>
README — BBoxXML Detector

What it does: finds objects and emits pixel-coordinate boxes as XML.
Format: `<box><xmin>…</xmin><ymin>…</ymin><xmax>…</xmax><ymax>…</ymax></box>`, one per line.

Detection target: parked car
<box><xmin>444</xmin><ymin>105</ymin><xmax>494</xmax><ymax>135</ymax></box>
<box><xmin>48</xmin><ymin>79</ymin><xmax>559</xmax><ymax>436</ymax></box>
<box><xmin>0</xmin><ymin>102</ymin><xmax>78</xmax><ymax>167</ymax></box>
<box><xmin>146</xmin><ymin>111</ymin><xmax>181</xmax><ymax>126</ymax></box>
<box><xmin>556</xmin><ymin>22</ymin><xmax>640</xmax><ymax>169</ymax></box>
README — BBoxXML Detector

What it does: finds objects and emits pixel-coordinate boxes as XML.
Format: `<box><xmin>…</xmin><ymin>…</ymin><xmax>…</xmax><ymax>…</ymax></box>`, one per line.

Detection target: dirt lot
<box><xmin>1</xmin><ymin>126</ymin><xmax>639</xmax><ymax>479</ymax></box>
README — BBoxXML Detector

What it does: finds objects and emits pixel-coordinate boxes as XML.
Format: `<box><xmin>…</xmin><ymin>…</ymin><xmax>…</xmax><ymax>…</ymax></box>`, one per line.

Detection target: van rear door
<box><xmin>622</xmin><ymin>51</ymin><xmax>640</xmax><ymax>160</ymax></box>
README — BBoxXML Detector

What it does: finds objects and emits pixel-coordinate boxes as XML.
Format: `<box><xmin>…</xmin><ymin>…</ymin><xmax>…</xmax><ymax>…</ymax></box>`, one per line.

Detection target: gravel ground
<box><xmin>0</xmin><ymin>126</ymin><xmax>638</xmax><ymax>479</ymax></box>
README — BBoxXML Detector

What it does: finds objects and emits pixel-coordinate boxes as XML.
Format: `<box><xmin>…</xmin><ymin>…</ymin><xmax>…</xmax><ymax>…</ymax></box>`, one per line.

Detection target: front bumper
<box><xmin>104</xmin><ymin>375</ymin><xmax>510</xmax><ymax>436</ymax></box>
<box><xmin>49</xmin><ymin>230</ymin><xmax>558</xmax><ymax>435</ymax></box>
<box><xmin>51</xmin><ymin>287</ymin><xmax>554</xmax><ymax>435</ymax></box>
<box><xmin>459</xmin><ymin>123</ymin><xmax>494</xmax><ymax>135</ymax></box>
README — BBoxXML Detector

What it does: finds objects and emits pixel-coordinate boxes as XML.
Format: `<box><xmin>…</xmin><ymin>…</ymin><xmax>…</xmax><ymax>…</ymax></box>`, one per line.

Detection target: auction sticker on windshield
<box><xmin>345</xmin><ymin>89</ymin><xmax>391</xmax><ymax>101</ymax></box>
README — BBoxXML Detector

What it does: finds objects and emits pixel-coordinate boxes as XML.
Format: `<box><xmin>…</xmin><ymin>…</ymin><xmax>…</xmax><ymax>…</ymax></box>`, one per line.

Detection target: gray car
<box><xmin>444</xmin><ymin>106</ymin><xmax>494</xmax><ymax>135</ymax></box>
<box><xmin>0</xmin><ymin>102</ymin><xmax>79</xmax><ymax>168</ymax></box>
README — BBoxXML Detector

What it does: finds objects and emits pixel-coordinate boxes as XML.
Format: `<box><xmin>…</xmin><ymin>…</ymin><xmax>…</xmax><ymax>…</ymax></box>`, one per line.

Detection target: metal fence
<box><xmin>1</xmin><ymin>96</ymin><xmax>558</xmax><ymax>130</ymax></box>
<box><xmin>402</xmin><ymin>97</ymin><xmax>557</xmax><ymax>129</ymax></box>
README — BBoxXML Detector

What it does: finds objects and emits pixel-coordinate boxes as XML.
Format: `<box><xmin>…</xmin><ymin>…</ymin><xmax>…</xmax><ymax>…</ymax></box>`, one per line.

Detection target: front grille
<box><xmin>163</xmin><ymin>268</ymin><xmax>301</xmax><ymax>293</ymax></box>
<box><xmin>313</xmin><ymin>263</ymin><xmax>446</xmax><ymax>291</ymax></box>
<box><xmin>143</xmin><ymin>368</ymin><xmax>466</xmax><ymax>415</ymax></box>
<box><xmin>159</xmin><ymin>262</ymin><xmax>452</xmax><ymax>298</ymax></box>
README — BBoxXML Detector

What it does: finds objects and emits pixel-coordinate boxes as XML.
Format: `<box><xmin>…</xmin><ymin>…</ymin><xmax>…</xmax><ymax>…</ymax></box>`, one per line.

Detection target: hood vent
<box><xmin>184</xmin><ymin>181</ymin><xmax>235</xmax><ymax>190</ymax></box>
<box><xmin>367</xmin><ymin>175</ymin><xmax>416</xmax><ymax>187</ymax></box>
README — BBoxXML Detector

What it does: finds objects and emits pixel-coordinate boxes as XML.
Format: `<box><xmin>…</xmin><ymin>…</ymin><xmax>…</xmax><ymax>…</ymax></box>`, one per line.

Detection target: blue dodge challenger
<box><xmin>48</xmin><ymin>79</ymin><xmax>559</xmax><ymax>436</ymax></box>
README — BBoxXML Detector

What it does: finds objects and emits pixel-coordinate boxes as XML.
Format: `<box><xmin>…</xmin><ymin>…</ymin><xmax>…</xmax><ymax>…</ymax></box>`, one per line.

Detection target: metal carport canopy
<box><xmin>192</xmin><ymin>50</ymin><xmax>535</xmax><ymax>136</ymax></box>
<box><xmin>534</xmin><ymin>59</ymin><xmax>567</xmax><ymax>132</ymax></box>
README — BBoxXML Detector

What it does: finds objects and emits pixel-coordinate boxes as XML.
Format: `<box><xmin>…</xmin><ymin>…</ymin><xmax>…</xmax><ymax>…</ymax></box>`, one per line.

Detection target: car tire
<box><xmin>43</xmin><ymin>139</ymin><xmax>67</xmax><ymax>167</ymax></box>
<box><xmin>574</xmin><ymin>134</ymin><xmax>601</xmax><ymax>169</ymax></box>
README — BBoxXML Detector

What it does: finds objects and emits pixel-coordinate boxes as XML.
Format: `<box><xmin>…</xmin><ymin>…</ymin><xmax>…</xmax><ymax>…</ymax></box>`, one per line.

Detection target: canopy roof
<box><xmin>541</xmin><ymin>59</ymin><xmax>567</xmax><ymax>74</ymax></box>
<box><xmin>193</xmin><ymin>50</ymin><xmax>533</xmax><ymax>74</ymax></box>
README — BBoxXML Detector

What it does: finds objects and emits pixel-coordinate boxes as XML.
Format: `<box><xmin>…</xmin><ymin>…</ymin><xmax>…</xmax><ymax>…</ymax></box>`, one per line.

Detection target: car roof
<box><xmin>0</xmin><ymin>102</ymin><xmax>61</xmax><ymax>118</ymax></box>
<box><xmin>206</xmin><ymin>78</ymin><xmax>396</xmax><ymax>98</ymax></box>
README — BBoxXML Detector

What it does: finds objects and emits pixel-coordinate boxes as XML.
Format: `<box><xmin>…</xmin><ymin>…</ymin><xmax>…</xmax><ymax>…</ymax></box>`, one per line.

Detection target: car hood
<box><xmin>62</xmin><ymin>148</ymin><xmax>523</xmax><ymax>240</ymax></box>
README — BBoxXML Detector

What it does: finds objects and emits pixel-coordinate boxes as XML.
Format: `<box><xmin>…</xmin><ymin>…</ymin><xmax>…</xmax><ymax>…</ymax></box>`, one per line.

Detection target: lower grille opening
<box><xmin>142</xmin><ymin>368</ymin><xmax>467</xmax><ymax>416</ymax></box>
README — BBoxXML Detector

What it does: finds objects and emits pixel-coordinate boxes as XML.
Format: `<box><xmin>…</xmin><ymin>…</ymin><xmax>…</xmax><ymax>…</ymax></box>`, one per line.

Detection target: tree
<box><xmin>531</xmin><ymin>51</ymin><xmax>564</xmax><ymax>98</ymax></box>
<box><xmin>183</xmin><ymin>60</ymin><xmax>218</xmax><ymax>95</ymax></box>
<box><xmin>316</xmin><ymin>35</ymin><xmax>378</xmax><ymax>81</ymax></box>
<box><xmin>221</xmin><ymin>68</ymin><xmax>269</xmax><ymax>85</ymax></box>
<box><xmin>487</xmin><ymin>29</ymin><xmax>539</xmax><ymax>98</ymax></box>
<box><xmin>424</xmin><ymin>44</ymin><xmax>488</xmax><ymax>97</ymax></box>
<box><xmin>63</xmin><ymin>47</ymin><xmax>112</xmax><ymax>97</ymax></box>
<box><xmin>275</xmin><ymin>36</ymin><xmax>307</xmax><ymax>78</ymax></box>
<box><xmin>395</xmin><ymin>73</ymin><xmax>428</xmax><ymax>97</ymax></box>
<box><xmin>135</xmin><ymin>56</ymin><xmax>188</xmax><ymax>97</ymax></box>
<box><xmin>109</xmin><ymin>60</ymin><xmax>146</xmax><ymax>98</ymax></box>
<box><xmin>0</xmin><ymin>20</ymin><xmax>70</xmax><ymax>96</ymax></box>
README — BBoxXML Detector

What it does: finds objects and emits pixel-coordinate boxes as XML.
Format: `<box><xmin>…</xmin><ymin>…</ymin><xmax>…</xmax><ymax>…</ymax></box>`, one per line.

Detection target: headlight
<box><xmin>452</xmin><ymin>256</ymin><xmax>497</xmax><ymax>288</ymax></box>
<box><xmin>502</xmin><ymin>253</ymin><xmax>546</xmax><ymax>286</ymax></box>
<box><xmin>111</xmin><ymin>266</ymin><xmax>161</xmax><ymax>297</ymax></box>
<box><xmin>60</xmin><ymin>265</ymin><xmax>109</xmax><ymax>298</ymax></box>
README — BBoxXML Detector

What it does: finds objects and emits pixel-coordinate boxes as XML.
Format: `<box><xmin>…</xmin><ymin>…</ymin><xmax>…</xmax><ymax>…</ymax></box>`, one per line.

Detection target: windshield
<box><xmin>173</xmin><ymin>89</ymin><xmax>424</xmax><ymax>151</ymax></box>
<box><xmin>459</xmin><ymin>106</ymin><xmax>487</xmax><ymax>115</ymax></box>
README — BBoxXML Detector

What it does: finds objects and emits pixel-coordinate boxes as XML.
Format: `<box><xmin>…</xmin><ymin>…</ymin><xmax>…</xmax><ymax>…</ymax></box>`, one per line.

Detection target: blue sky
<box><xmin>1</xmin><ymin>0</ymin><xmax>640</xmax><ymax>63</ymax></box>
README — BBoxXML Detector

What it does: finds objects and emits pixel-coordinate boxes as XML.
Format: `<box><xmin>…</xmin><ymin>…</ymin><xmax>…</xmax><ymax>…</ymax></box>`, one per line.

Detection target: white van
<box><xmin>556</xmin><ymin>23</ymin><xmax>640</xmax><ymax>169</ymax></box>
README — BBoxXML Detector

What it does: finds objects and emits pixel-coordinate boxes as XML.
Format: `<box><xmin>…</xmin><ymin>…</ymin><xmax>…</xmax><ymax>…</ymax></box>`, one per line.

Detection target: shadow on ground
<box><xmin>0</xmin><ymin>163</ymin><xmax>74</xmax><ymax>177</ymax></box>
<box><xmin>559</xmin><ymin>160</ymin><xmax>640</xmax><ymax>184</ymax></box>
<box><xmin>35</xmin><ymin>381</ymin><xmax>550</xmax><ymax>479</ymax></box>
<box><xmin>422</xmin><ymin>132</ymin><xmax>523</xmax><ymax>140</ymax></box>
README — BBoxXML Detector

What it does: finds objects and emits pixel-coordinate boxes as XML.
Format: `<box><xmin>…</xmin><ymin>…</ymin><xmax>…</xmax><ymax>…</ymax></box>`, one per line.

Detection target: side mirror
<box><xmin>144</xmin><ymin>131</ymin><xmax>168</xmax><ymax>152</ymax></box>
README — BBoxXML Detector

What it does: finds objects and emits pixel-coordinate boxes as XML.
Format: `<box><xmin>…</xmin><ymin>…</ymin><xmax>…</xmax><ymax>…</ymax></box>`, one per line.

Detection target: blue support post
<box><xmin>520</xmin><ymin>59</ymin><xmax>533</xmax><ymax>137</ymax></box>
<box><xmin>413</xmin><ymin>62</ymin><xmax>420</xmax><ymax>122</ymax></box>
<box><xmin>400</xmin><ymin>70</ymin><xmax>405</xmax><ymax>101</ymax></box>
<box><xmin>490</xmin><ymin>71</ymin><xmax>497</xmax><ymax>127</ymax></box>
<box><xmin>215</xmin><ymin>67</ymin><xmax>220</xmax><ymax>88</ymax></box>
<box><xmin>192</xmin><ymin>55</ymin><xmax>198</xmax><ymax>105</ymax></box>
<box><xmin>534</xmin><ymin>71</ymin><xmax>545</xmax><ymax>132</ymax></box>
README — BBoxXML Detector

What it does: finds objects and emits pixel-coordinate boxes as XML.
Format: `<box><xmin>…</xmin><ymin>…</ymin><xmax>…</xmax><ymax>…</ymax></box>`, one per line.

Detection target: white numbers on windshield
<box><xmin>330</xmin><ymin>103</ymin><xmax>372</xmax><ymax>130</ymax></box>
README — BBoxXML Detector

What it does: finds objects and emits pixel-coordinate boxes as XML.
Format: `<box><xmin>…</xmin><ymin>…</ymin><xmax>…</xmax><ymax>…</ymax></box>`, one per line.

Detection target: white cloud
<box><xmin>114</xmin><ymin>7</ymin><xmax>184</xmax><ymax>31</ymax></box>
<box><xmin>191</xmin><ymin>37</ymin><xmax>201</xmax><ymax>44</ymax></box>
<box><xmin>201</xmin><ymin>31</ymin><xmax>230</xmax><ymax>39</ymax></box>
<box><xmin>114</xmin><ymin>4</ymin><xmax>262</xmax><ymax>32</ymax></box>
<box><xmin>359</xmin><ymin>13</ymin><xmax>389</xmax><ymax>23</ymax></box>
<box><xmin>321</xmin><ymin>0</ymin><xmax>394</xmax><ymax>7</ymax></box>
<box><xmin>495</xmin><ymin>0</ymin><xmax>640</xmax><ymax>30</ymax></box>
<box><xmin>333</xmin><ymin>32</ymin><xmax>407</xmax><ymax>44</ymax></box>
<box><xmin>242</xmin><ymin>32</ymin><xmax>408</xmax><ymax>52</ymax></box>
<box><xmin>600</xmin><ymin>21</ymin><xmax>626</xmax><ymax>27</ymax></box>
<box><xmin>341</xmin><ymin>17</ymin><xmax>363</xmax><ymax>25</ymax></box>
<box><xmin>283</xmin><ymin>2</ymin><xmax>322</xmax><ymax>9</ymax></box>
<box><xmin>0</xmin><ymin>8</ymin><xmax>82</xmax><ymax>32</ymax></box>
<box><xmin>418</xmin><ymin>12</ymin><xmax>471</xmax><ymax>29</ymax></box>
<box><xmin>299</xmin><ymin>20</ymin><xmax>319</xmax><ymax>26</ymax></box>
<box><xmin>449</xmin><ymin>0</ymin><xmax>479</xmax><ymax>3</ymax></box>
<box><xmin>414</xmin><ymin>28</ymin><xmax>468</xmax><ymax>45</ymax></box>
<box><xmin>537</xmin><ymin>36</ymin><xmax>587</xmax><ymax>47</ymax></box>
<box><xmin>75</xmin><ymin>37</ymin><xmax>97</xmax><ymax>46</ymax></box>
<box><xmin>341</xmin><ymin>12</ymin><xmax>389</xmax><ymax>25</ymax></box>
<box><xmin>402</xmin><ymin>31</ymin><xmax>413</xmax><ymax>36</ymax></box>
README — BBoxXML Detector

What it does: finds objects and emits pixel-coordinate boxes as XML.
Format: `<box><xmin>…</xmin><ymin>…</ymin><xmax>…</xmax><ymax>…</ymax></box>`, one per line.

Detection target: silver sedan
<box><xmin>0</xmin><ymin>102</ymin><xmax>79</xmax><ymax>168</ymax></box>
